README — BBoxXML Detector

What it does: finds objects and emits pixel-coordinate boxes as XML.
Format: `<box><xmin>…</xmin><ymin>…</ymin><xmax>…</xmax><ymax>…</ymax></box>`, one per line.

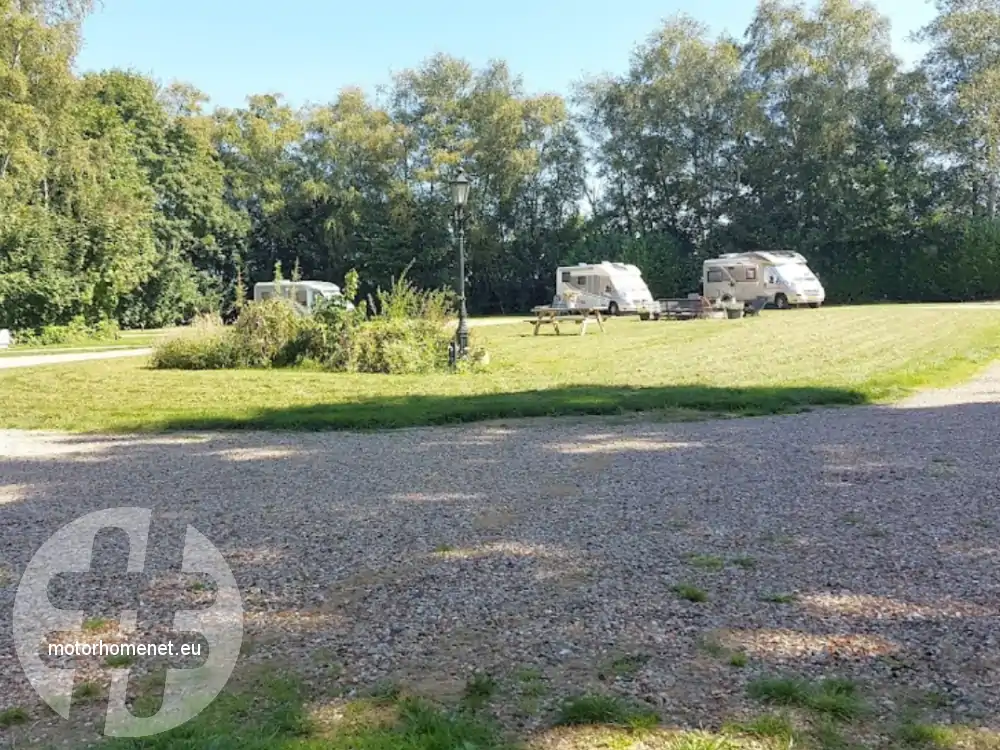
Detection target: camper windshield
<box><xmin>775</xmin><ymin>264</ymin><xmax>817</xmax><ymax>284</ymax></box>
<box><xmin>619</xmin><ymin>277</ymin><xmax>650</xmax><ymax>296</ymax></box>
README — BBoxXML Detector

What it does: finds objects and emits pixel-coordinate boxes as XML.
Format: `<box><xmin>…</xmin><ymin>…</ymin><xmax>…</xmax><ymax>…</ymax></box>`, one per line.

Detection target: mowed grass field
<box><xmin>3</xmin><ymin>305</ymin><xmax>1000</xmax><ymax>433</ymax></box>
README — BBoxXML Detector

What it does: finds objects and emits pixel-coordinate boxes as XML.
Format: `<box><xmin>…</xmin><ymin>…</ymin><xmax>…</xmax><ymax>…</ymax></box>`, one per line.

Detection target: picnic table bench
<box><xmin>656</xmin><ymin>297</ymin><xmax>713</xmax><ymax>320</ymax></box>
<box><xmin>527</xmin><ymin>306</ymin><xmax>606</xmax><ymax>336</ymax></box>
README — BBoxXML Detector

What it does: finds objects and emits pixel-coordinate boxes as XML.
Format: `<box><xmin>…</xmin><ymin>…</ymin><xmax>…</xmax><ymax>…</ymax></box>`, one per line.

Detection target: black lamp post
<box><xmin>450</xmin><ymin>168</ymin><xmax>471</xmax><ymax>360</ymax></box>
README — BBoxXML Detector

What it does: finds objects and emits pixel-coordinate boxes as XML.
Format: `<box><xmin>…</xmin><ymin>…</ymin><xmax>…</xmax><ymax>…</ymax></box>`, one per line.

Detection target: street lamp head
<box><xmin>451</xmin><ymin>167</ymin><xmax>470</xmax><ymax>209</ymax></box>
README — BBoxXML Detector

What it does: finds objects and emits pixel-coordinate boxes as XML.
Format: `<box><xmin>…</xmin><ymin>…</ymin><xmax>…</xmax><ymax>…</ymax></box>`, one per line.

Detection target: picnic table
<box><xmin>527</xmin><ymin>306</ymin><xmax>606</xmax><ymax>336</ymax></box>
<box><xmin>656</xmin><ymin>297</ymin><xmax>713</xmax><ymax>320</ymax></box>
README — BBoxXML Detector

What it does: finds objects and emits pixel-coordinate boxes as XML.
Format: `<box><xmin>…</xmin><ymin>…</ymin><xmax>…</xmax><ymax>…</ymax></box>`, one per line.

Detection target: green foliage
<box><xmin>151</xmin><ymin>321</ymin><xmax>236</xmax><ymax>371</ymax></box>
<box><xmin>747</xmin><ymin>676</ymin><xmax>867</xmax><ymax>721</ymax></box>
<box><xmin>673</xmin><ymin>584</ymin><xmax>709</xmax><ymax>602</ymax></box>
<box><xmin>724</xmin><ymin>713</ymin><xmax>796</xmax><ymax>740</ymax></box>
<box><xmin>14</xmin><ymin>317</ymin><xmax>119</xmax><ymax>347</ymax></box>
<box><xmin>367</xmin><ymin>264</ymin><xmax>455</xmax><ymax>323</ymax></box>
<box><xmin>556</xmin><ymin>694</ymin><xmax>660</xmax><ymax>729</ymax></box>
<box><xmin>6</xmin><ymin>0</ymin><xmax>1000</xmax><ymax>332</ymax></box>
<box><xmin>0</xmin><ymin>707</ymin><xmax>28</xmax><ymax>728</ymax></box>
<box><xmin>352</xmin><ymin>318</ymin><xmax>452</xmax><ymax>374</ymax></box>
<box><xmin>151</xmin><ymin>268</ymin><xmax>459</xmax><ymax>375</ymax></box>
<box><xmin>230</xmin><ymin>297</ymin><xmax>302</xmax><ymax>368</ymax></box>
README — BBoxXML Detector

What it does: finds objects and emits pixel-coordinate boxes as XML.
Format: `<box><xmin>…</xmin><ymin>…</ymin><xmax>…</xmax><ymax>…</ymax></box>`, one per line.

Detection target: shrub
<box><xmin>367</xmin><ymin>263</ymin><xmax>455</xmax><ymax>324</ymax></box>
<box><xmin>153</xmin><ymin>267</ymin><xmax>471</xmax><ymax>375</ymax></box>
<box><xmin>15</xmin><ymin>316</ymin><xmax>120</xmax><ymax>347</ymax></box>
<box><xmin>230</xmin><ymin>298</ymin><xmax>302</xmax><ymax>368</ymax></box>
<box><xmin>353</xmin><ymin>318</ymin><xmax>452</xmax><ymax>374</ymax></box>
<box><xmin>151</xmin><ymin>328</ymin><xmax>236</xmax><ymax>370</ymax></box>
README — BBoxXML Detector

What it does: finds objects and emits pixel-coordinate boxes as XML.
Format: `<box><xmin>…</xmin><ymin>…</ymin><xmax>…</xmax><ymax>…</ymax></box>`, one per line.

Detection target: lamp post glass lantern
<box><xmin>451</xmin><ymin>168</ymin><xmax>471</xmax><ymax>360</ymax></box>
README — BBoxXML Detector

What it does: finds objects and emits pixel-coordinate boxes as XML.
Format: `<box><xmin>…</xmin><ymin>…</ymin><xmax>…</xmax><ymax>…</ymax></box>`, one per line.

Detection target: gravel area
<box><xmin>2</xmin><ymin>365</ymin><xmax>1000</xmax><ymax>742</ymax></box>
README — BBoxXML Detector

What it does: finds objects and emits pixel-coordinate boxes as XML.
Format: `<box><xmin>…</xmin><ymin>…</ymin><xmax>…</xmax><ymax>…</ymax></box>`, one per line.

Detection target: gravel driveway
<box><xmin>2</xmin><ymin>366</ymin><xmax>1000</xmax><ymax>743</ymax></box>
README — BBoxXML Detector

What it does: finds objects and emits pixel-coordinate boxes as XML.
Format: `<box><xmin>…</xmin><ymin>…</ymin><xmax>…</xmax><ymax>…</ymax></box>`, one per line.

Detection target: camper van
<box><xmin>555</xmin><ymin>262</ymin><xmax>656</xmax><ymax>315</ymax></box>
<box><xmin>702</xmin><ymin>252</ymin><xmax>825</xmax><ymax>309</ymax></box>
<box><xmin>253</xmin><ymin>280</ymin><xmax>353</xmax><ymax>314</ymax></box>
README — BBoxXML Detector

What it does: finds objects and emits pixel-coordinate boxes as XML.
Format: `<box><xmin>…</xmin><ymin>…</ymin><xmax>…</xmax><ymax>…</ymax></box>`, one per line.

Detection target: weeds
<box><xmin>761</xmin><ymin>592</ymin><xmax>797</xmax><ymax>604</ymax></box>
<box><xmin>686</xmin><ymin>554</ymin><xmax>725</xmax><ymax>571</ymax></box>
<box><xmin>0</xmin><ymin>707</ymin><xmax>28</xmax><ymax>727</ymax></box>
<box><xmin>747</xmin><ymin>676</ymin><xmax>867</xmax><ymax>721</ymax></box>
<box><xmin>600</xmin><ymin>653</ymin><xmax>650</xmax><ymax>680</ymax></box>
<box><xmin>724</xmin><ymin>713</ymin><xmax>795</xmax><ymax>740</ymax></box>
<box><xmin>463</xmin><ymin>673</ymin><xmax>498</xmax><ymax>709</ymax></box>
<box><xmin>674</xmin><ymin>584</ymin><xmax>709</xmax><ymax>602</ymax></box>
<box><xmin>556</xmin><ymin>694</ymin><xmax>659</xmax><ymax>729</ymax></box>
<box><xmin>73</xmin><ymin>681</ymin><xmax>101</xmax><ymax>702</ymax></box>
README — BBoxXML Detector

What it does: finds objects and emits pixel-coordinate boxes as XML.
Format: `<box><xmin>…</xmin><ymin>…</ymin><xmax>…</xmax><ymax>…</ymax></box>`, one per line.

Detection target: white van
<box><xmin>555</xmin><ymin>262</ymin><xmax>656</xmax><ymax>315</ymax></box>
<box><xmin>253</xmin><ymin>280</ymin><xmax>353</xmax><ymax>314</ymax></box>
<box><xmin>702</xmin><ymin>252</ymin><xmax>825</xmax><ymax>309</ymax></box>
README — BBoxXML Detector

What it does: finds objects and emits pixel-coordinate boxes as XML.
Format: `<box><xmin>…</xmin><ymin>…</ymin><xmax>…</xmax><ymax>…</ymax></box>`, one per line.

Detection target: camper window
<box><xmin>295</xmin><ymin>287</ymin><xmax>308</xmax><ymax>306</ymax></box>
<box><xmin>745</xmin><ymin>268</ymin><xmax>757</xmax><ymax>281</ymax></box>
<box><xmin>707</xmin><ymin>269</ymin><xmax>724</xmax><ymax>283</ymax></box>
<box><xmin>561</xmin><ymin>271</ymin><xmax>571</xmax><ymax>282</ymax></box>
<box><xmin>731</xmin><ymin>267</ymin><xmax>746</xmax><ymax>282</ymax></box>
<box><xmin>575</xmin><ymin>276</ymin><xmax>586</xmax><ymax>287</ymax></box>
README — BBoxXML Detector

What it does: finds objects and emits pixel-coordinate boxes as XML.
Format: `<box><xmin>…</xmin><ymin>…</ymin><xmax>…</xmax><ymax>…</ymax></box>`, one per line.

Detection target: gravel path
<box><xmin>0</xmin><ymin>348</ymin><xmax>152</xmax><ymax>370</ymax></box>
<box><xmin>2</xmin><ymin>365</ymin><xmax>1000</xmax><ymax>742</ymax></box>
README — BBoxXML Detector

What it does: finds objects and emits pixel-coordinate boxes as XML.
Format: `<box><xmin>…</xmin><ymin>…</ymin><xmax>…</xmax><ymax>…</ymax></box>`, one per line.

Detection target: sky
<box><xmin>75</xmin><ymin>0</ymin><xmax>940</xmax><ymax>111</ymax></box>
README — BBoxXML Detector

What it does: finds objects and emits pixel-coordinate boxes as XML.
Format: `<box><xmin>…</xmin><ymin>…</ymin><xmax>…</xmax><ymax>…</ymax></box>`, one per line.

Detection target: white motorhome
<box><xmin>555</xmin><ymin>262</ymin><xmax>656</xmax><ymax>315</ymax></box>
<box><xmin>253</xmin><ymin>280</ymin><xmax>353</xmax><ymax>314</ymax></box>
<box><xmin>702</xmin><ymin>251</ymin><xmax>825</xmax><ymax>309</ymax></box>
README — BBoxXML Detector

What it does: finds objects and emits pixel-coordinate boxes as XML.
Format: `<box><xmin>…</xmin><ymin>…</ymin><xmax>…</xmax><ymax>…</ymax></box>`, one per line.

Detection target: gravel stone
<box><xmin>1</xmin><ymin>365</ymin><xmax>1000</xmax><ymax>737</ymax></box>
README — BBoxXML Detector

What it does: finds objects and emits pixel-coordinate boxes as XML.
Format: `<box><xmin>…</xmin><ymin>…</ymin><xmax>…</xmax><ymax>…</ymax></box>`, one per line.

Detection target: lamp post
<box><xmin>450</xmin><ymin>167</ymin><xmax>471</xmax><ymax>360</ymax></box>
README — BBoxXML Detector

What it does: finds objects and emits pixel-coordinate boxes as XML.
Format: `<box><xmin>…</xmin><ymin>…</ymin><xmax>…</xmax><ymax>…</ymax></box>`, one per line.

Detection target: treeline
<box><xmin>2</xmin><ymin>0</ymin><xmax>999</xmax><ymax>331</ymax></box>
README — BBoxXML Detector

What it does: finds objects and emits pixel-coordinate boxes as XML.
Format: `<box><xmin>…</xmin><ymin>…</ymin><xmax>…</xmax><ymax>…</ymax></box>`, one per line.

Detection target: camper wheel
<box><xmin>773</xmin><ymin>294</ymin><xmax>790</xmax><ymax>310</ymax></box>
<box><xmin>608</xmin><ymin>302</ymin><xmax>620</xmax><ymax>316</ymax></box>
<box><xmin>808</xmin><ymin>302</ymin><xmax>820</xmax><ymax>309</ymax></box>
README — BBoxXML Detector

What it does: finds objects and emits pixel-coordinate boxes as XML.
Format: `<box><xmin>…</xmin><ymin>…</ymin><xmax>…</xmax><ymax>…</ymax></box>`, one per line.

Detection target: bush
<box><xmin>151</xmin><ymin>267</ymin><xmax>474</xmax><ymax>375</ymax></box>
<box><xmin>353</xmin><ymin>318</ymin><xmax>452</xmax><ymax>374</ymax></box>
<box><xmin>230</xmin><ymin>298</ymin><xmax>303</xmax><ymax>368</ymax></box>
<box><xmin>151</xmin><ymin>329</ymin><xmax>236</xmax><ymax>370</ymax></box>
<box><xmin>15</xmin><ymin>316</ymin><xmax>120</xmax><ymax>347</ymax></box>
<box><xmin>368</xmin><ymin>264</ymin><xmax>455</xmax><ymax>324</ymax></box>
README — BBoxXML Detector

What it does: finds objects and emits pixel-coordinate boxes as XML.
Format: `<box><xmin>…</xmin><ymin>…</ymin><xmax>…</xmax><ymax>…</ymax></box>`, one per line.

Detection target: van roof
<box><xmin>254</xmin><ymin>280</ymin><xmax>342</xmax><ymax>292</ymax></box>
<box><xmin>558</xmin><ymin>262</ymin><xmax>642</xmax><ymax>274</ymax></box>
<box><xmin>706</xmin><ymin>251</ymin><xmax>807</xmax><ymax>265</ymax></box>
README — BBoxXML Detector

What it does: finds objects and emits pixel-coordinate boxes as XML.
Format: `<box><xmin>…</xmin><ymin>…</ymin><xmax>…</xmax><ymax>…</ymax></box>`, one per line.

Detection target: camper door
<box><xmin>730</xmin><ymin>264</ymin><xmax>763</xmax><ymax>301</ymax></box>
<box><xmin>566</xmin><ymin>271</ymin><xmax>607</xmax><ymax>308</ymax></box>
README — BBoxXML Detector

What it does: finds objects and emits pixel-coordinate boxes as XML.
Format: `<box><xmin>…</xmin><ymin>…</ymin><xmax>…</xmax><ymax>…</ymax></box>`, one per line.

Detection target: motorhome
<box><xmin>702</xmin><ymin>251</ymin><xmax>825</xmax><ymax>309</ymax></box>
<box><xmin>253</xmin><ymin>280</ymin><xmax>352</xmax><ymax>314</ymax></box>
<box><xmin>555</xmin><ymin>262</ymin><xmax>656</xmax><ymax>315</ymax></box>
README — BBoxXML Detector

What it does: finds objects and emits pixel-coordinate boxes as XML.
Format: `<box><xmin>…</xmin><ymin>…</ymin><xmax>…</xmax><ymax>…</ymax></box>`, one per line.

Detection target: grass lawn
<box><xmin>2</xmin><ymin>305</ymin><xmax>999</xmax><ymax>433</ymax></box>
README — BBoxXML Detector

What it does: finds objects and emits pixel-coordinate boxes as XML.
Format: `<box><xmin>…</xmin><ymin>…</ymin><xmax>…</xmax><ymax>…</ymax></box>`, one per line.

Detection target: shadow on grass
<box><xmin>145</xmin><ymin>384</ymin><xmax>868</xmax><ymax>432</ymax></box>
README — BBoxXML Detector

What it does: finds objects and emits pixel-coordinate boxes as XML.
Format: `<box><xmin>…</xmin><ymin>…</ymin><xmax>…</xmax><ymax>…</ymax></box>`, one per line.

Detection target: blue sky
<box><xmin>76</xmin><ymin>0</ymin><xmax>939</xmax><ymax>111</ymax></box>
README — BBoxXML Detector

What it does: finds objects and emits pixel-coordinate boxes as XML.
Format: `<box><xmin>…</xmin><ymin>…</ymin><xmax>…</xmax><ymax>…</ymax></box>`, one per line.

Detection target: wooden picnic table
<box><xmin>527</xmin><ymin>306</ymin><xmax>606</xmax><ymax>336</ymax></box>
